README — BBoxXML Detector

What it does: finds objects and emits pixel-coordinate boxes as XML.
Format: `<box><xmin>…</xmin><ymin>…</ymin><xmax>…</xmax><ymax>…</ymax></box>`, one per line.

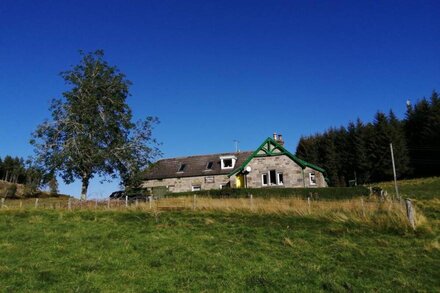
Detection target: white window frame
<box><xmin>220</xmin><ymin>156</ymin><xmax>237</xmax><ymax>170</ymax></box>
<box><xmin>191</xmin><ymin>185</ymin><xmax>201</xmax><ymax>191</ymax></box>
<box><xmin>309</xmin><ymin>173</ymin><xmax>317</xmax><ymax>186</ymax></box>
<box><xmin>277</xmin><ymin>173</ymin><xmax>284</xmax><ymax>185</ymax></box>
<box><xmin>262</xmin><ymin>171</ymin><xmax>284</xmax><ymax>186</ymax></box>
<box><xmin>261</xmin><ymin>174</ymin><xmax>268</xmax><ymax>186</ymax></box>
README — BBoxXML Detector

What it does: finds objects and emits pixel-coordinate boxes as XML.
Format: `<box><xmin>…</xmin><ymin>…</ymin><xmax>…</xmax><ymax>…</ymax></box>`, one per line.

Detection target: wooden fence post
<box><xmin>19</xmin><ymin>200</ymin><xmax>22</xmax><ymax>209</ymax></box>
<box><xmin>135</xmin><ymin>199</ymin><xmax>139</xmax><ymax>207</ymax></box>
<box><xmin>35</xmin><ymin>198</ymin><xmax>39</xmax><ymax>208</ymax></box>
<box><xmin>249</xmin><ymin>194</ymin><xmax>253</xmax><ymax>210</ymax></box>
<box><xmin>192</xmin><ymin>194</ymin><xmax>197</xmax><ymax>210</ymax></box>
<box><xmin>125</xmin><ymin>196</ymin><xmax>128</xmax><ymax>208</ymax></box>
<box><xmin>361</xmin><ymin>197</ymin><xmax>365</xmax><ymax>217</ymax></box>
<box><xmin>405</xmin><ymin>199</ymin><xmax>416</xmax><ymax>230</ymax></box>
<box><xmin>307</xmin><ymin>197</ymin><xmax>311</xmax><ymax>214</ymax></box>
<box><xmin>1</xmin><ymin>198</ymin><xmax>4</xmax><ymax>208</ymax></box>
<box><xmin>149</xmin><ymin>196</ymin><xmax>152</xmax><ymax>209</ymax></box>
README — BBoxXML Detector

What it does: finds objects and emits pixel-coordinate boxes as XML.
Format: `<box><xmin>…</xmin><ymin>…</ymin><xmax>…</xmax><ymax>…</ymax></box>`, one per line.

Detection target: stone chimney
<box><xmin>277</xmin><ymin>134</ymin><xmax>284</xmax><ymax>146</ymax></box>
<box><xmin>273</xmin><ymin>132</ymin><xmax>284</xmax><ymax>145</ymax></box>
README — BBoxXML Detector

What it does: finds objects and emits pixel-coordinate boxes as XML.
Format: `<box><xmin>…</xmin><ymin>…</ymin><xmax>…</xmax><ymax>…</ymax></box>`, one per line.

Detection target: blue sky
<box><xmin>1</xmin><ymin>0</ymin><xmax>439</xmax><ymax>198</ymax></box>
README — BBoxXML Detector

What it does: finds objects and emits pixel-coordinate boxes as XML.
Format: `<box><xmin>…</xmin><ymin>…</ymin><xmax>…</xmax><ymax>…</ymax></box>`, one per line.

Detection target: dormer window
<box><xmin>223</xmin><ymin>159</ymin><xmax>233</xmax><ymax>168</ymax></box>
<box><xmin>206</xmin><ymin>161</ymin><xmax>213</xmax><ymax>170</ymax></box>
<box><xmin>177</xmin><ymin>163</ymin><xmax>186</xmax><ymax>172</ymax></box>
<box><xmin>220</xmin><ymin>156</ymin><xmax>236</xmax><ymax>170</ymax></box>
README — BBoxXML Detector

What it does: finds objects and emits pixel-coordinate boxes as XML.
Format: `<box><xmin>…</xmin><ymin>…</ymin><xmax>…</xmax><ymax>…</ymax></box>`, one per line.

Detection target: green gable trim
<box><xmin>228</xmin><ymin>137</ymin><xmax>326</xmax><ymax>177</ymax></box>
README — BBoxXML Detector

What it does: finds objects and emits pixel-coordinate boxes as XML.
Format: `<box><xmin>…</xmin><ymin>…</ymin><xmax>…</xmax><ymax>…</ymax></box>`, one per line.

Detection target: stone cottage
<box><xmin>142</xmin><ymin>134</ymin><xmax>327</xmax><ymax>193</ymax></box>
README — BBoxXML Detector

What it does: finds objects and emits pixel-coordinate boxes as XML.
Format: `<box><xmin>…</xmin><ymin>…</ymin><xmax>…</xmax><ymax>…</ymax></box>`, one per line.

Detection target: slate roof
<box><xmin>143</xmin><ymin>151</ymin><xmax>253</xmax><ymax>180</ymax></box>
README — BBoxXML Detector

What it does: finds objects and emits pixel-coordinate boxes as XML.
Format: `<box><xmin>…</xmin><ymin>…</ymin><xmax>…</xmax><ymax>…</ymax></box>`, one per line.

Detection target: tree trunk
<box><xmin>81</xmin><ymin>176</ymin><xmax>89</xmax><ymax>200</ymax></box>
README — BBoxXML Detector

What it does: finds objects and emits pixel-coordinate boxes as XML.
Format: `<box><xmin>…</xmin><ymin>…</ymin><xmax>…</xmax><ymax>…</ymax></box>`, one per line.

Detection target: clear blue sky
<box><xmin>1</xmin><ymin>0</ymin><xmax>439</xmax><ymax>198</ymax></box>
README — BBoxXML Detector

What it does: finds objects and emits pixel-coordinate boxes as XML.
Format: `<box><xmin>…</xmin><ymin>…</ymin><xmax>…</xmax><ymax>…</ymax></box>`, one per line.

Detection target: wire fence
<box><xmin>0</xmin><ymin>195</ymin><xmax>420</xmax><ymax>230</ymax></box>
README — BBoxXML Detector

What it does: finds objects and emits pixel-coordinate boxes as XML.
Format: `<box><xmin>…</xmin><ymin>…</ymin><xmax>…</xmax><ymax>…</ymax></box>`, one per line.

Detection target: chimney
<box><xmin>277</xmin><ymin>134</ymin><xmax>284</xmax><ymax>146</ymax></box>
<box><xmin>273</xmin><ymin>132</ymin><xmax>278</xmax><ymax>140</ymax></box>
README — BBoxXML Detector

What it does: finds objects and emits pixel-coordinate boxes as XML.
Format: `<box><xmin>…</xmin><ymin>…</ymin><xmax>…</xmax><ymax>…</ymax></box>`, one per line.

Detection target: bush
<box><xmin>5</xmin><ymin>184</ymin><xmax>18</xmax><ymax>199</ymax></box>
<box><xmin>163</xmin><ymin>186</ymin><xmax>370</xmax><ymax>200</ymax></box>
<box><xmin>23</xmin><ymin>182</ymin><xmax>39</xmax><ymax>198</ymax></box>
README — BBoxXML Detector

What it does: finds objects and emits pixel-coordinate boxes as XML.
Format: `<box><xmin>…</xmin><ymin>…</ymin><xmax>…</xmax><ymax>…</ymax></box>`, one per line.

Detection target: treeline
<box><xmin>0</xmin><ymin>156</ymin><xmax>60</xmax><ymax>197</ymax></box>
<box><xmin>0</xmin><ymin>156</ymin><xmax>43</xmax><ymax>186</ymax></box>
<box><xmin>296</xmin><ymin>91</ymin><xmax>440</xmax><ymax>186</ymax></box>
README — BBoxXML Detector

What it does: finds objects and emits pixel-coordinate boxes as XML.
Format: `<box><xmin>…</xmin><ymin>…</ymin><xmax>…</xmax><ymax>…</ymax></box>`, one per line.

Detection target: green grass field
<box><xmin>0</xmin><ymin>178</ymin><xmax>439</xmax><ymax>292</ymax></box>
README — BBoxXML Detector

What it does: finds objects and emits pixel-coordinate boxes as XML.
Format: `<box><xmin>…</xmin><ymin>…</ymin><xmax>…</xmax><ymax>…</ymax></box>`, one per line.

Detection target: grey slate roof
<box><xmin>143</xmin><ymin>151</ymin><xmax>253</xmax><ymax>180</ymax></box>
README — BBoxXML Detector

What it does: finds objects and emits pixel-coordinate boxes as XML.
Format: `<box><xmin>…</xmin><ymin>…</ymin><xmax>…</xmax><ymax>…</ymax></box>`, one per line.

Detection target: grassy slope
<box><xmin>0</xmin><ymin>210</ymin><xmax>438</xmax><ymax>292</ymax></box>
<box><xmin>377</xmin><ymin>177</ymin><xmax>440</xmax><ymax>220</ymax></box>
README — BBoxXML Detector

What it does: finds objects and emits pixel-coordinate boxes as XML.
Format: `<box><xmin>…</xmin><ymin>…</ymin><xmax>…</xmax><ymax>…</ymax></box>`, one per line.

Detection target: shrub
<box><xmin>23</xmin><ymin>182</ymin><xmax>39</xmax><ymax>198</ymax></box>
<box><xmin>5</xmin><ymin>184</ymin><xmax>18</xmax><ymax>198</ymax></box>
<box><xmin>162</xmin><ymin>186</ymin><xmax>370</xmax><ymax>200</ymax></box>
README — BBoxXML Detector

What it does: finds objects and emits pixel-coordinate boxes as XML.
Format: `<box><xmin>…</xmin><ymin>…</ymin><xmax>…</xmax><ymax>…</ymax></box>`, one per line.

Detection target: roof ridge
<box><xmin>155</xmin><ymin>150</ymin><xmax>253</xmax><ymax>162</ymax></box>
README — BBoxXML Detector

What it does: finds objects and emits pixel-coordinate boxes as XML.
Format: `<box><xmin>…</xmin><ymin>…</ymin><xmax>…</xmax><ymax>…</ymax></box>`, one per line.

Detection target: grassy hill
<box><xmin>0</xmin><ymin>178</ymin><xmax>438</xmax><ymax>291</ymax></box>
<box><xmin>377</xmin><ymin>177</ymin><xmax>440</xmax><ymax>220</ymax></box>
<box><xmin>0</xmin><ymin>180</ymin><xmax>69</xmax><ymax>199</ymax></box>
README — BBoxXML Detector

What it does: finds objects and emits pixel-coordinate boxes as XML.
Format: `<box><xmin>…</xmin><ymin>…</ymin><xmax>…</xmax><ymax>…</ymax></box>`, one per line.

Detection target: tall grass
<box><xmin>150</xmin><ymin>196</ymin><xmax>426</xmax><ymax>231</ymax></box>
<box><xmin>0</xmin><ymin>196</ymin><xmax>427</xmax><ymax>232</ymax></box>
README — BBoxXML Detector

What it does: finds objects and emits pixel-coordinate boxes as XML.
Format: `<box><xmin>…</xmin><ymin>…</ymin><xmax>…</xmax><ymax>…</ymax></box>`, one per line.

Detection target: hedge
<box><xmin>162</xmin><ymin>186</ymin><xmax>370</xmax><ymax>200</ymax></box>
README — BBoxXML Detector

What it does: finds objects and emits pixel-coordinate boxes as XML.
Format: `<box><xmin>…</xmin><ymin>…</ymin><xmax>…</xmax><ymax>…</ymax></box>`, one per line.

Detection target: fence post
<box><xmin>307</xmin><ymin>197</ymin><xmax>311</xmax><ymax>214</ymax></box>
<box><xmin>19</xmin><ymin>200</ymin><xmax>22</xmax><ymax>209</ymax></box>
<box><xmin>149</xmin><ymin>196</ymin><xmax>152</xmax><ymax>209</ymax></box>
<box><xmin>35</xmin><ymin>198</ymin><xmax>39</xmax><ymax>208</ymax></box>
<box><xmin>135</xmin><ymin>199</ymin><xmax>139</xmax><ymax>207</ymax></box>
<box><xmin>192</xmin><ymin>194</ymin><xmax>197</xmax><ymax>210</ymax></box>
<box><xmin>1</xmin><ymin>198</ymin><xmax>4</xmax><ymax>208</ymax></box>
<box><xmin>361</xmin><ymin>197</ymin><xmax>365</xmax><ymax>217</ymax></box>
<box><xmin>249</xmin><ymin>194</ymin><xmax>253</xmax><ymax>210</ymax></box>
<box><xmin>68</xmin><ymin>198</ymin><xmax>71</xmax><ymax>210</ymax></box>
<box><xmin>405</xmin><ymin>199</ymin><xmax>416</xmax><ymax>230</ymax></box>
<box><xmin>125</xmin><ymin>196</ymin><xmax>128</xmax><ymax>208</ymax></box>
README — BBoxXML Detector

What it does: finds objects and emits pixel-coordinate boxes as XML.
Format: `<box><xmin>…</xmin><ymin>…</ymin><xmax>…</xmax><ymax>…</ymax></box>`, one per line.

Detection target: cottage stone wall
<box><xmin>142</xmin><ymin>174</ymin><xmax>233</xmax><ymax>193</ymax></box>
<box><xmin>244</xmin><ymin>155</ymin><xmax>327</xmax><ymax>188</ymax></box>
<box><xmin>142</xmin><ymin>155</ymin><xmax>327</xmax><ymax>193</ymax></box>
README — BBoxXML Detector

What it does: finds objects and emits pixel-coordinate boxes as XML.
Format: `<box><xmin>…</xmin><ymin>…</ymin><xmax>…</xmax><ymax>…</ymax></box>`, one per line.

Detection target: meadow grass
<box><xmin>0</xmin><ymin>208</ymin><xmax>438</xmax><ymax>292</ymax></box>
<box><xmin>377</xmin><ymin>177</ymin><xmax>440</xmax><ymax>220</ymax></box>
<box><xmin>0</xmin><ymin>178</ymin><xmax>438</xmax><ymax>292</ymax></box>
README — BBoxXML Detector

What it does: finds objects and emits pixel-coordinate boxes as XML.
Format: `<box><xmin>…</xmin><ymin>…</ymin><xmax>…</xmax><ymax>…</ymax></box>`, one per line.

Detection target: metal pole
<box><xmin>390</xmin><ymin>143</ymin><xmax>400</xmax><ymax>199</ymax></box>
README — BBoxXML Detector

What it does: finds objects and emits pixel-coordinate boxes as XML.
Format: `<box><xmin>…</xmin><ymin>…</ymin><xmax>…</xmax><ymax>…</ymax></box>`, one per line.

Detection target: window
<box><xmin>192</xmin><ymin>185</ymin><xmax>201</xmax><ymax>191</ymax></box>
<box><xmin>177</xmin><ymin>163</ymin><xmax>186</xmax><ymax>172</ymax></box>
<box><xmin>262</xmin><ymin>171</ymin><xmax>284</xmax><ymax>186</ymax></box>
<box><xmin>204</xmin><ymin>176</ymin><xmax>214</xmax><ymax>183</ymax></box>
<box><xmin>223</xmin><ymin>159</ymin><xmax>233</xmax><ymax>167</ymax></box>
<box><xmin>278</xmin><ymin>173</ymin><xmax>284</xmax><ymax>185</ymax></box>
<box><xmin>220</xmin><ymin>156</ymin><xmax>236</xmax><ymax>169</ymax></box>
<box><xmin>206</xmin><ymin>161</ymin><xmax>213</xmax><ymax>170</ymax></box>
<box><xmin>269</xmin><ymin>170</ymin><xmax>277</xmax><ymax>185</ymax></box>
<box><xmin>309</xmin><ymin>173</ymin><xmax>316</xmax><ymax>185</ymax></box>
<box><xmin>262</xmin><ymin>174</ymin><xmax>268</xmax><ymax>186</ymax></box>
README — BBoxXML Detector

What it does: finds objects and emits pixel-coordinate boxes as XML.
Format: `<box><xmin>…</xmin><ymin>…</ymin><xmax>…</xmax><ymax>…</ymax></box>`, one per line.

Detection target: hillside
<box><xmin>0</xmin><ymin>180</ymin><xmax>25</xmax><ymax>197</ymax></box>
<box><xmin>0</xmin><ymin>178</ymin><xmax>438</xmax><ymax>291</ymax></box>
<box><xmin>0</xmin><ymin>180</ymin><xmax>68</xmax><ymax>198</ymax></box>
<box><xmin>377</xmin><ymin>177</ymin><xmax>440</xmax><ymax>220</ymax></box>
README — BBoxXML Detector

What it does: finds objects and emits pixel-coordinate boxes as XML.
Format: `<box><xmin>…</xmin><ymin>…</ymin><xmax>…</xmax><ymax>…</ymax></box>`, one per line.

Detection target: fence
<box><xmin>0</xmin><ymin>194</ymin><xmax>419</xmax><ymax>230</ymax></box>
